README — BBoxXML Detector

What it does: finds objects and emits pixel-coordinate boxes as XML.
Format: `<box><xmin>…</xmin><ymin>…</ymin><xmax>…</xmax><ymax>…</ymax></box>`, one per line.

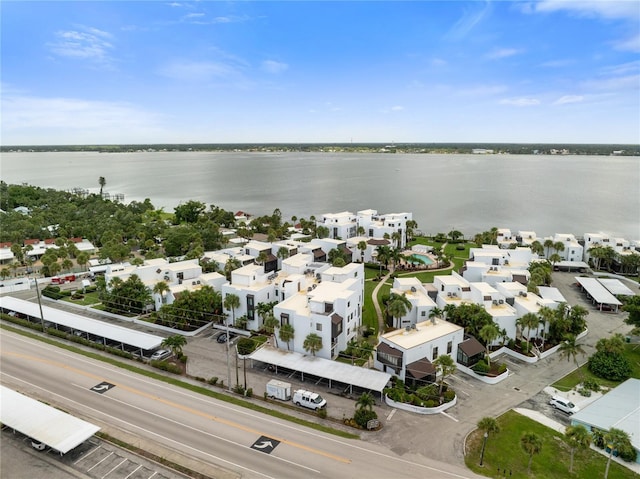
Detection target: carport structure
<box><xmin>250</xmin><ymin>346</ymin><xmax>391</xmax><ymax>399</ymax></box>
<box><xmin>598</xmin><ymin>278</ymin><xmax>636</xmax><ymax>297</ymax></box>
<box><xmin>0</xmin><ymin>385</ymin><xmax>100</xmax><ymax>455</ymax></box>
<box><xmin>574</xmin><ymin>277</ymin><xmax>622</xmax><ymax>312</ymax></box>
<box><xmin>0</xmin><ymin>296</ymin><xmax>164</xmax><ymax>356</ymax></box>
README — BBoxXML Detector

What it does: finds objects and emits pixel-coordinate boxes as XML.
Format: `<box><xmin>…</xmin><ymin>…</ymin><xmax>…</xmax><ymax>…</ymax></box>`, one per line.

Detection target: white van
<box><xmin>292</xmin><ymin>389</ymin><xmax>326</xmax><ymax>410</ymax></box>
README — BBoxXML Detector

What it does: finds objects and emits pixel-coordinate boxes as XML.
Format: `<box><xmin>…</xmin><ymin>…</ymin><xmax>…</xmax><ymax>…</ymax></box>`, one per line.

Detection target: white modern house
<box><xmin>546</xmin><ymin>233</ymin><xmax>584</xmax><ymax>261</ymax></box>
<box><xmin>389</xmin><ymin>277</ymin><xmax>437</xmax><ymax>328</ymax></box>
<box><xmin>374</xmin><ymin>319</ymin><xmax>464</xmax><ymax>384</ymax></box>
<box><xmin>316</xmin><ymin>209</ymin><xmax>412</xmax><ymax>248</ymax></box>
<box><xmin>271</xmin><ymin>262</ymin><xmax>364</xmax><ymax>359</ymax></box>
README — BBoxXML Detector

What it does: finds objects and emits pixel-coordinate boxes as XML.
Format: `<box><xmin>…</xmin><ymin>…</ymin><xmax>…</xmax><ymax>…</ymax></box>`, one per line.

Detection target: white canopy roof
<box><xmin>574</xmin><ymin>277</ymin><xmax>622</xmax><ymax>306</ymax></box>
<box><xmin>537</xmin><ymin>286</ymin><xmax>567</xmax><ymax>303</ymax></box>
<box><xmin>0</xmin><ymin>385</ymin><xmax>100</xmax><ymax>453</ymax></box>
<box><xmin>598</xmin><ymin>278</ymin><xmax>636</xmax><ymax>297</ymax></box>
<box><xmin>250</xmin><ymin>346</ymin><xmax>391</xmax><ymax>393</ymax></box>
<box><xmin>0</xmin><ymin>296</ymin><xmax>163</xmax><ymax>350</ymax></box>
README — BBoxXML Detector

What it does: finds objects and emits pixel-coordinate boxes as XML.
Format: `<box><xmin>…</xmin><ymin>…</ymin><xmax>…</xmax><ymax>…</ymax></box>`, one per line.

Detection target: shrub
<box><xmin>424</xmin><ymin>399</ymin><xmax>437</xmax><ymax>408</ymax></box>
<box><xmin>151</xmin><ymin>360</ymin><xmax>183</xmax><ymax>374</ymax></box>
<box><xmin>353</xmin><ymin>408</ymin><xmax>377</xmax><ymax>428</ymax></box>
<box><xmin>208</xmin><ymin>376</ymin><xmax>218</xmax><ymax>385</ymax></box>
<box><xmin>582</xmin><ymin>378</ymin><xmax>600</xmax><ymax>392</ymax></box>
<box><xmin>588</xmin><ymin>351</ymin><xmax>632</xmax><ymax>381</ymax></box>
<box><xmin>473</xmin><ymin>360</ymin><xmax>489</xmax><ymax>374</ymax></box>
<box><xmin>577</xmin><ymin>387</ymin><xmax>592</xmax><ymax>397</ymax></box>
<box><xmin>497</xmin><ymin>363</ymin><xmax>508</xmax><ymax>374</ymax></box>
<box><xmin>179</xmin><ymin>355</ymin><xmax>188</xmax><ymax>363</ymax></box>
<box><xmin>42</xmin><ymin>285</ymin><xmax>64</xmax><ymax>300</ymax></box>
<box><xmin>246</xmin><ymin>388</ymin><xmax>253</xmax><ymax>398</ymax></box>
<box><xmin>443</xmin><ymin>390</ymin><xmax>456</xmax><ymax>403</ymax></box>
<box><xmin>317</xmin><ymin>408</ymin><xmax>327</xmax><ymax>419</ymax></box>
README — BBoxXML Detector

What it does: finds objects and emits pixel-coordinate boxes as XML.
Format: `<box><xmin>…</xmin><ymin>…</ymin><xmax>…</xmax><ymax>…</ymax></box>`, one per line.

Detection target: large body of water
<box><xmin>2</xmin><ymin>151</ymin><xmax>638</xmax><ymax>240</ymax></box>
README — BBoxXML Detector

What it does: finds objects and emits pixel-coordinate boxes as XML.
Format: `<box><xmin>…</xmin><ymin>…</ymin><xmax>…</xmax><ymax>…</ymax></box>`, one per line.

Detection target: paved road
<box><xmin>2</xmin><ymin>271</ymin><xmax>635</xmax><ymax>477</ymax></box>
<box><xmin>1</xmin><ymin>330</ymin><xmax>483</xmax><ymax>479</ymax></box>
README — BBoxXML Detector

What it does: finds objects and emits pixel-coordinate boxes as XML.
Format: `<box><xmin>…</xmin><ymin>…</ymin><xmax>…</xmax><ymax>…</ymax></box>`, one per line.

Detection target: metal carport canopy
<box><xmin>0</xmin><ymin>385</ymin><xmax>100</xmax><ymax>454</ymax></box>
<box><xmin>574</xmin><ymin>277</ymin><xmax>622</xmax><ymax>306</ymax></box>
<box><xmin>598</xmin><ymin>278</ymin><xmax>635</xmax><ymax>297</ymax></box>
<box><xmin>0</xmin><ymin>296</ymin><xmax>163</xmax><ymax>350</ymax></box>
<box><xmin>250</xmin><ymin>346</ymin><xmax>391</xmax><ymax>393</ymax></box>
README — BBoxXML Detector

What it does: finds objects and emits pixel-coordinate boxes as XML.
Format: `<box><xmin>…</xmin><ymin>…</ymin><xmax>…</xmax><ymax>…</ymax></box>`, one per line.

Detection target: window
<box><xmin>324</xmin><ymin>302</ymin><xmax>333</xmax><ymax>313</ymax></box>
<box><xmin>421</xmin><ymin>311</ymin><xmax>426</xmax><ymax>317</ymax></box>
<box><xmin>316</xmin><ymin>323</ymin><xmax>322</xmax><ymax>332</ymax></box>
<box><xmin>432</xmin><ymin>346</ymin><xmax>439</xmax><ymax>360</ymax></box>
<box><xmin>447</xmin><ymin>341</ymin><xmax>452</xmax><ymax>354</ymax></box>
<box><xmin>246</xmin><ymin>295</ymin><xmax>255</xmax><ymax>321</ymax></box>
<box><xmin>280</xmin><ymin>313</ymin><xmax>289</xmax><ymax>326</ymax></box>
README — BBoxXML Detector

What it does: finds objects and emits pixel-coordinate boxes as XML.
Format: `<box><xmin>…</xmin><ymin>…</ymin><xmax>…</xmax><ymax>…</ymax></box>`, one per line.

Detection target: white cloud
<box><xmin>47</xmin><ymin>26</ymin><xmax>114</xmax><ymax>63</ymax></box>
<box><xmin>1</xmin><ymin>93</ymin><xmax>164</xmax><ymax>142</ymax></box>
<box><xmin>554</xmin><ymin>95</ymin><xmax>584</xmax><ymax>105</ymax></box>
<box><xmin>390</xmin><ymin>106</ymin><xmax>404</xmax><ymax>111</ymax></box>
<box><xmin>261</xmin><ymin>60</ymin><xmax>288</xmax><ymax>74</ymax></box>
<box><xmin>531</xmin><ymin>1</ymin><xmax>639</xmax><ymax>20</ymax></box>
<box><xmin>582</xmin><ymin>74</ymin><xmax>640</xmax><ymax>92</ymax></box>
<box><xmin>446</xmin><ymin>1</ymin><xmax>492</xmax><ymax>40</ymax></box>
<box><xmin>158</xmin><ymin>60</ymin><xmax>244</xmax><ymax>82</ymax></box>
<box><xmin>486</xmin><ymin>48</ymin><xmax>521</xmax><ymax>59</ymax></box>
<box><xmin>614</xmin><ymin>33</ymin><xmax>640</xmax><ymax>53</ymax></box>
<box><xmin>499</xmin><ymin>97</ymin><xmax>540</xmax><ymax>106</ymax></box>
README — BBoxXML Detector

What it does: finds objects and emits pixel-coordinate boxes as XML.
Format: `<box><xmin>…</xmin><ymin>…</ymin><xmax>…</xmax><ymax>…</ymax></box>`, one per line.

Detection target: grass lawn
<box><xmin>552</xmin><ymin>343</ymin><xmax>640</xmax><ymax>392</ymax></box>
<box><xmin>61</xmin><ymin>291</ymin><xmax>102</xmax><ymax>306</ymax></box>
<box><xmin>465</xmin><ymin>410</ymin><xmax>637</xmax><ymax>479</ymax></box>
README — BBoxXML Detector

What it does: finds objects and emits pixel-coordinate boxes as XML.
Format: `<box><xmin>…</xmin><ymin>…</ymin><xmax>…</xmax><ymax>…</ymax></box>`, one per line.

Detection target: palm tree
<box><xmin>548</xmin><ymin>253</ymin><xmax>562</xmax><ymax>266</ymax></box>
<box><xmin>516</xmin><ymin>312</ymin><xmax>540</xmax><ymax>353</ymax></box>
<box><xmin>263</xmin><ymin>313</ymin><xmax>280</xmax><ymax>347</ymax></box>
<box><xmin>477</xmin><ymin>416</ymin><xmax>500</xmax><ymax>466</ymax></box>
<box><xmin>153</xmin><ymin>280</ymin><xmax>170</xmax><ymax>305</ymax></box>
<box><xmin>386</xmin><ymin>293</ymin><xmax>412</xmax><ymax>329</ymax></box>
<box><xmin>604</xmin><ymin>428</ymin><xmax>632</xmax><ymax>479</ymax></box>
<box><xmin>99</xmin><ymin>176</ymin><xmax>106</xmax><ymax>196</ymax></box>
<box><xmin>553</xmin><ymin>241</ymin><xmax>565</xmax><ymax>258</ymax></box>
<box><xmin>433</xmin><ymin>354</ymin><xmax>456</xmax><ymax>395</ymax></box>
<box><xmin>520</xmin><ymin>432</ymin><xmax>542</xmax><ymax>474</ymax></box>
<box><xmin>428</xmin><ymin>307</ymin><xmax>443</xmax><ymax>322</ymax></box>
<box><xmin>558</xmin><ymin>335</ymin><xmax>586</xmax><ymax>371</ymax></box>
<box><xmin>537</xmin><ymin>306</ymin><xmax>556</xmax><ymax>349</ymax></box>
<box><xmin>530</xmin><ymin>240</ymin><xmax>544</xmax><ymax>257</ymax></box>
<box><xmin>376</xmin><ymin>245</ymin><xmax>391</xmax><ymax>274</ymax></box>
<box><xmin>564</xmin><ymin>424</ymin><xmax>591</xmax><ymax>474</ymax></box>
<box><xmin>223</xmin><ymin>293</ymin><xmax>240</xmax><ymax>326</ymax></box>
<box><xmin>303</xmin><ymin>333</ymin><xmax>323</xmax><ymax>356</ymax></box>
<box><xmin>478</xmin><ymin>323</ymin><xmax>500</xmax><ymax>367</ymax></box>
<box><xmin>543</xmin><ymin>239</ymin><xmax>554</xmax><ymax>258</ymax></box>
<box><xmin>279</xmin><ymin>323</ymin><xmax>295</xmax><ymax>350</ymax></box>
<box><xmin>356</xmin><ymin>391</ymin><xmax>375</xmax><ymax>411</ymax></box>
<box><xmin>161</xmin><ymin>334</ymin><xmax>187</xmax><ymax>357</ymax></box>
<box><xmin>357</xmin><ymin>240</ymin><xmax>368</xmax><ymax>262</ymax></box>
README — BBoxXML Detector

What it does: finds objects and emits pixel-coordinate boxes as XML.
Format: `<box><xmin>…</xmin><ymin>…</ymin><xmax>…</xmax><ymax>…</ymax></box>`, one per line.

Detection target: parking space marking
<box><xmin>74</xmin><ymin>444</ymin><xmax>102</xmax><ymax>464</ymax></box>
<box><xmin>87</xmin><ymin>451</ymin><xmax>114</xmax><ymax>471</ymax></box>
<box><xmin>123</xmin><ymin>464</ymin><xmax>142</xmax><ymax>479</ymax></box>
<box><xmin>387</xmin><ymin>409</ymin><xmax>397</xmax><ymax>421</ymax></box>
<box><xmin>440</xmin><ymin>411</ymin><xmax>459</xmax><ymax>422</ymax></box>
<box><xmin>102</xmin><ymin>457</ymin><xmax>128</xmax><ymax>478</ymax></box>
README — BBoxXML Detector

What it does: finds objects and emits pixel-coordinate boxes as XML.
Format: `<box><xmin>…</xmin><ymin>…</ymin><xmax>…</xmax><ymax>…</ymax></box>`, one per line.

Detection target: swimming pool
<box><xmin>409</xmin><ymin>253</ymin><xmax>434</xmax><ymax>265</ymax></box>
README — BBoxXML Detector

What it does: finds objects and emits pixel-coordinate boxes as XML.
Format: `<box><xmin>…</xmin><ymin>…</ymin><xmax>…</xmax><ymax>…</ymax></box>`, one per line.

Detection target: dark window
<box><xmin>246</xmin><ymin>295</ymin><xmax>255</xmax><ymax>321</ymax></box>
<box><xmin>447</xmin><ymin>341</ymin><xmax>452</xmax><ymax>354</ymax></box>
<box><xmin>432</xmin><ymin>347</ymin><xmax>439</xmax><ymax>360</ymax></box>
<box><xmin>280</xmin><ymin>313</ymin><xmax>289</xmax><ymax>326</ymax></box>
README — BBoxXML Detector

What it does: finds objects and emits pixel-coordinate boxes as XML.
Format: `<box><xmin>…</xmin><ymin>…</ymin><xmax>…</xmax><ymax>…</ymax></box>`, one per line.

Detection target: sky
<box><xmin>1</xmin><ymin>1</ymin><xmax>639</xmax><ymax>145</ymax></box>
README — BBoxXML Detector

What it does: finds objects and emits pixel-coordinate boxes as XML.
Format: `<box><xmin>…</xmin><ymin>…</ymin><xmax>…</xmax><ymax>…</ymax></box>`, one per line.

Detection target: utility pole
<box><xmin>34</xmin><ymin>276</ymin><xmax>45</xmax><ymax>331</ymax></box>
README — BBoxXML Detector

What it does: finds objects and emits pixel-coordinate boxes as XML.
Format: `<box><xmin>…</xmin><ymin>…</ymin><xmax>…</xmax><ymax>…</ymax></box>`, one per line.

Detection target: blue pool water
<box><xmin>409</xmin><ymin>254</ymin><xmax>434</xmax><ymax>265</ymax></box>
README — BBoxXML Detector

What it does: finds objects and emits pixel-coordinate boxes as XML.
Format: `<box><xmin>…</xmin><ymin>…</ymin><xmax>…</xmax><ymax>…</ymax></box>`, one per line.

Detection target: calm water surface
<box><xmin>1</xmin><ymin>151</ymin><xmax>638</xmax><ymax>239</ymax></box>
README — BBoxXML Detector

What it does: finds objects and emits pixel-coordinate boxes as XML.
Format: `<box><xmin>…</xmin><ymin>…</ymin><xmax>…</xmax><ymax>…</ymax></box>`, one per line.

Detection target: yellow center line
<box><xmin>3</xmin><ymin>351</ymin><xmax>352</xmax><ymax>464</ymax></box>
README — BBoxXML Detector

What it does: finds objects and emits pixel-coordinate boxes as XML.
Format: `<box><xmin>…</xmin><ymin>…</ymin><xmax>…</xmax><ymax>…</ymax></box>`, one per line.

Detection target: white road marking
<box><xmin>386</xmin><ymin>409</ymin><xmax>397</xmax><ymax>421</ymax></box>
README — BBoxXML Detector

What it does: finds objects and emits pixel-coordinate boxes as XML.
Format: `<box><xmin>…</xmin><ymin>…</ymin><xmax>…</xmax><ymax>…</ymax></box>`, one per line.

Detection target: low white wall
<box><xmin>457</xmin><ymin>363</ymin><xmax>510</xmax><ymax>384</ymax></box>
<box><xmin>385</xmin><ymin>394</ymin><xmax>457</xmax><ymax>415</ymax></box>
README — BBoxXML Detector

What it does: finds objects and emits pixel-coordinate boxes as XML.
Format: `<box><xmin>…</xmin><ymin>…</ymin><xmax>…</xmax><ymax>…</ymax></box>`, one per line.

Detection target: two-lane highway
<box><xmin>0</xmin><ymin>330</ymin><xmax>481</xmax><ymax>479</ymax></box>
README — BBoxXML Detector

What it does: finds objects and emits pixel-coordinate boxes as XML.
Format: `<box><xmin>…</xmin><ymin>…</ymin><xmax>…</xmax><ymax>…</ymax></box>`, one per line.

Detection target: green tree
<box><xmin>303</xmin><ymin>333</ymin><xmax>323</xmax><ymax>356</ymax></box>
<box><xmin>357</xmin><ymin>240</ymin><xmax>368</xmax><ymax>262</ymax></box>
<box><xmin>520</xmin><ymin>432</ymin><xmax>542</xmax><ymax>474</ymax></box>
<box><xmin>161</xmin><ymin>334</ymin><xmax>187</xmax><ymax>357</ymax></box>
<box><xmin>279</xmin><ymin>323</ymin><xmax>295</xmax><ymax>350</ymax></box>
<box><xmin>622</xmin><ymin>295</ymin><xmax>640</xmax><ymax>328</ymax></box>
<box><xmin>433</xmin><ymin>354</ymin><xmax>456</xmax><ymax>396</ymax></box>
<box><xmin>356</xmin><ymin>391</ymin><xmax>375</xmax><ymax>411</ymax></box>
<box><xmin>564</xmin><ymin>424</ymin><xmax>591</xmax><ymax>474</ymax></box>
<box><xmin>516</xmin><ymin>312</ymin><xmax>540</xmax><ymax>352</ymax></box>
<box><xmin>173</xmin><ymin>200</ymin><xmax>206</xmax><ymax>224</ymax></box>
<box><xmin>558</xmin><ymin>335</ymin><xmax>586</xmax><ymax>371</ymax></box>
<box><xmin>99</xmin><ymin>176</ymin><xmax>106</xmax><ymax>196</ymax></box>
<box><xmin>263</xmin><ymin>313</ymin><xmax>280</xmax><ymax>348</ymax></box>
<box><xmin>153</xmin><ymin>280</ymin><xmax>170</xmax><ymax>305</ymax></box>
<box><xmin>478</xmin><ymin>323</ymin><xmax>500</xmax><ymax>367</ymax></box>
<box><xmin>604</xmin><ymin>428</ymin><xmax>632</xmax><ymax>479</ymax></box>
<box><xmin>386</xmin><ymin>293</ymin><xmax>412</xmax><ymax>329</ymax></box>
<box><xmin>477</xmin><ymin>416</ymin><xmax>500</xmax><ymax>466</ymax></box>
<box><xmin>223</xmin><ymin>293</ymin><xmax>240</xmax><ymax>327</ymax></box>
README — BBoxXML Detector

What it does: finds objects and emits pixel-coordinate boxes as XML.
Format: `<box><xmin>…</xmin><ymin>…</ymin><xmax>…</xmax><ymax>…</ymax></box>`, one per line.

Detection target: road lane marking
<box><xmin>3</xmin><ymin>350</ymin><xmax>349</xmax><ymax>465</ymax></box>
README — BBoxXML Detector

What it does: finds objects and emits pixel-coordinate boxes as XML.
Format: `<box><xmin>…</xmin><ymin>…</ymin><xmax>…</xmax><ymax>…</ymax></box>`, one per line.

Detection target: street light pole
<box><xmin>479</xmin><ymin>431</ymin><xmax>489</xmax><ymax>466</ymax></box>
<box><xmin>226</xmin><ymin>319</ymin><xmax>231</xmax><ymax>392</ymax></box>
<box><xmin>33</xmin><ymin>276</ymin><xmax>45</xmax><ymax>331</ymax></box>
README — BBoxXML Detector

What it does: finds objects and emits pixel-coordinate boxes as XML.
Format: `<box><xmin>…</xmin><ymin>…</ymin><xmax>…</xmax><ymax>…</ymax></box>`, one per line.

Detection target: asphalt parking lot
<box><xmin>0</xmin><ymin>425</ymin><xmax>191</xmax><ymax>479</ymax></box>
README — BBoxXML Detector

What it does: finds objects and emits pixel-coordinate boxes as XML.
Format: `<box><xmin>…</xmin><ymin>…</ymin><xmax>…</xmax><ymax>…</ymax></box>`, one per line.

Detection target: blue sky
<box><xmin>2</xmin><ymin>1</ymin><xmax>639</xmax><ymax>145</ymax></box>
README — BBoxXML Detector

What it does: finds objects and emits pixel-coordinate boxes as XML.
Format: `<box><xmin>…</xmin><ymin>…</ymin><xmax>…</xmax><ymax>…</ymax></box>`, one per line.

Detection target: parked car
<box><xmin>292</xmin><ymin>389</ymin><xmax>327</xmax><ymax>410</ymax></box>
<box><xmin>216</xmin><ymin>332</ymin><xmax>235</xmax><ymax>344</ymax></box>
<box><xmin>549</xmin><ymin>396</ymin><xmax>580</xmax><ymax>415</ymax></box>
<box><xmin>150</xmin><ymin>349</ymin><xmax>172</xmax><ymax>361</ymax></box>
<box><xmin>31</xmin><ymin>439</ymin><xmax>46</xmax><ymax>451</ymax></box>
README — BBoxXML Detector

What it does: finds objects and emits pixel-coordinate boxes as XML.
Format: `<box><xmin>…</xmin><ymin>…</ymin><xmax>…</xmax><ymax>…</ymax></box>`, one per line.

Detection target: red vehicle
<box><xmin>51</xmin><ymin>274</ymin><xmax>76</xmax><ymax>284</ymax></box>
